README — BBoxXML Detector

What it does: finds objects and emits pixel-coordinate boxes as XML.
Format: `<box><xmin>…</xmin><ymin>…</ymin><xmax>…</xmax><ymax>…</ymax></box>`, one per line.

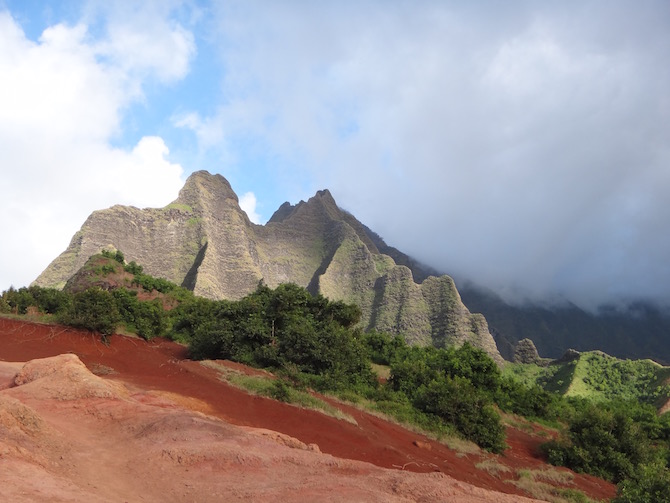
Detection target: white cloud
<box><xmin>89</xmin><ymin>1</ymin><xmax>196</xmax><ymax>84</ymax></box>
<box><xmin>0</xmin><ymin>15</ymin><xmax>122</xmax><ymax>142</ymax></box>
<box><xmin>239</xmin><ymin>191</ymin><xmax>261</xmax><ymax>224</ymax></box>
<box><xmin>173</xmin><ymin>111</ymin><xmax>225</xmax><ymax>149</ymax></box>
<box><xmin>0</xmin><ymin>8</ymin><xmax>191</xmax><ymax>290</ymax></box>
<box><xmin>200</xmin><ymin>1</ymin><xmax>670</xmax><ymax>309</ymax></box>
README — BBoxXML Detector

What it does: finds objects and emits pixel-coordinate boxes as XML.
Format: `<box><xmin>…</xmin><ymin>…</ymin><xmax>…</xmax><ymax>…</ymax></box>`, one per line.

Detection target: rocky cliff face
<box><xmin>34</xmin><ymin>171</ymin><xmax>501</xmax><ymax>362</ymax></box>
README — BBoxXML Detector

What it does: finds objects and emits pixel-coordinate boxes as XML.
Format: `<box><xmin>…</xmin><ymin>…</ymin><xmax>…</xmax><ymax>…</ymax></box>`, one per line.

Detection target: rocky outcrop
<box><xmin>553</xmin><ymin>348</ymin><xmax>582</xmax><ymax>365</ymax></box>
<box><xmin>34</xmin><ymin>171</ymin><xmax>501</xmax><ymax>362</ymax></box>
<box><xmin>513</xmin><ymin>339</ymin><xmax>542</xmax><ymax>365</ymax></box>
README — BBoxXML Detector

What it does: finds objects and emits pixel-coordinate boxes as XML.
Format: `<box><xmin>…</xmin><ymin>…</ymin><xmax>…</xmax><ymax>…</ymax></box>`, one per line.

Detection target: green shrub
<box><xmin>59</xmin><ymin>287</ymin><xmax>121</xmax><ymax>337</ymax></box>
<box><xmin>389</xmin><ymin>343</ymin><xmax>502</xmax><ymax>398</ymax></box>
<box><xmin>385</xmin><ymin>341</ymin><xmax>508</xmax><ymax>451</ymax></box>
<box><xmin>542</xmin><ymin>403</ymin><xmax>654</xmax><ymax>482</ymax></box>
<box><xmin>133</xmin><ymin>299</ymin><xmax>167</xmax><ymax>340</ymax></box>
<box><xmin>131</xmin><ymin>273</ymin><xmax>177</xmax><ymax>294</ymax></box>
<box><xmin>270</xmin><ymin>379</ymin><xmax>292</xmax><ymax>402</ymax></box>
<box><xmin>2</xmin><ymin>286</ymin><xmax>36</xmax><ymax>314</ymax></box>
<box><xmin>614</xmin><ymin>462</ymin><xmax>670</xmax><ymax>503</ymax></box>
<box><xmin>495</xmin><ymin>376</ymin><xmax>559</xmax><ymax>420</ymax></box>
<box><xmin>100</xmin><ymin>264</ymin><xmax>116</xmax><ymax>275</ymax></box>
<box><xmin>185</xmin><ymin>283</ymin><xmax>375</xmax><ymax>388</ymax></box>
<box><xmin>124</xmin><ymin>261</ymin><xmax>143</xmax><ymax>275</ymax></box>
<box><xmin>0</xmin><ymin>286</ymin><xmax>72</xmax><ymax>315</ymax></box>
<box><xmin>414</xmin><ymin>376</ymin><xmax>506</xmax><ymax>453</ymax></box>
<box><xmin>101</xmin><ymin>249</ymin><xmax>124</xmax><ymax>263</ymax></box>
<box><xmin>30</xmin><ymin>286</ymin><xmax>72</xmax><ymax>315</ymax></box>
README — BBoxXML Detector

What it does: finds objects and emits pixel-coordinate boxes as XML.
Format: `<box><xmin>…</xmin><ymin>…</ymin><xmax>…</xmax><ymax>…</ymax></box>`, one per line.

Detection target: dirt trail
<box><xmin>0</xmin><ymin>317</ymin><xmax>616</xmax><ymax>501</ymax></box>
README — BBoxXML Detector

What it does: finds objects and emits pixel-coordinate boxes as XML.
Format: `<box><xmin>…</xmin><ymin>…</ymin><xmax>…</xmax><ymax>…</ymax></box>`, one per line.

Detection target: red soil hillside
<box><xmin>0</xmin><ymin>316</ymin><xmax>616</xmax><ymax>502</ymax></box>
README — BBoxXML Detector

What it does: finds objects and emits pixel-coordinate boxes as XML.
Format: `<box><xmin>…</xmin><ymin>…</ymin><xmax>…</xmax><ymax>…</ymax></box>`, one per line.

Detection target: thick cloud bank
<box><xmin>191</xmin><ymin>1</ymin><xmax>670</xmax><ymax>309</ymax></box>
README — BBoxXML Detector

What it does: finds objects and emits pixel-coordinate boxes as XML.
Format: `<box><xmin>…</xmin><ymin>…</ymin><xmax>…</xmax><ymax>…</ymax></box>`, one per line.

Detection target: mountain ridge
<box><xmin>459</xmin><ymin>282</ymin><xmax>670</xmax><ymax>364</ymax></box>
<box><xmin>34</xmin><ymin>170</ymin><xmax>502</xmax><ymax>362</ymax></box>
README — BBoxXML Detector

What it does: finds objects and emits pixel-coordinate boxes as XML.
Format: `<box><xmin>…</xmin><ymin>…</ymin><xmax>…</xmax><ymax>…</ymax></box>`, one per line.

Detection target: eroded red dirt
<box><xmin>0</xmin><ymin>317</ymin><xmax>616</xmax><ymax>501</ymax></box>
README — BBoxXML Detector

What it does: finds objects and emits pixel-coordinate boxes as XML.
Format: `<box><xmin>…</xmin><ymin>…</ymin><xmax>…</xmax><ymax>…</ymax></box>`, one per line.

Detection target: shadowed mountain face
<box><xmin>34</xmin><ymin>171</ymin><xmax>501</xmax><ymax>362</ymax></box>
<box><xmin>459</xmin><ymin>283</ymin><xmax>670</xmax><ymax>364</ymax></box>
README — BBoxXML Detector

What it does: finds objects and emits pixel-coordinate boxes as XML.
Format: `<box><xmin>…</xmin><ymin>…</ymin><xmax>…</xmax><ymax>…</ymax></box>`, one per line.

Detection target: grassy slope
<box><xmin>504</xmin><ymin>351</ymin><xmax>670</xmax><ymax>406</ymax></box>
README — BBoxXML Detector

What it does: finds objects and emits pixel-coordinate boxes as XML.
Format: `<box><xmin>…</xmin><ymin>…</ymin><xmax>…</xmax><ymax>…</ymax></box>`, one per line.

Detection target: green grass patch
<box><xmin>331</xmin><ymin>389</ymin><xmax>481</xmax><ymax>456</ymax></box>
<box><xmin>509</xmin><ymin>468</ymin><xmax>595</xmax><ymax>503</ymax></box>
<box><xmin>565</xmin><ymin>357</ymin><xmax>593</xmax><ymax>398</ymax></box>
<box><xmin>508</xmin><ymin>478</ymin><xmax>594</xmax><ymax>503</ymax></box>
<box><xmin>372</xmin><ymin>254</ymin><xmax>394</xmax><ymax>275</ymax></box>
<box><xmin>200</xmin><ymin>361</ymin><xmax>357</xmax><ymax>424</ymax></box>
<box><xmin>502</xmin><ymin>414</ymin><xmax>536</xmax><ymax>434</ymax></box>
<box><xmin>543</xmin><ymin>361</ymin><xmax>578</xmax><ymax>395</ymax></box>
<box><xmin>165</xmin><ymin>203</ymin><xmax>193</xmax><ymax>213</ymax></box>
<box><xmin>518</xmin><ymin>467</ymin><xmax>575</xmax><ymax>485</ymax></box>
<box><xmin>0</xmin><ymin>312</ymin><xmax>54</xmax><ymax>323</ymax></box>
<box><xmin>503</xmin><ymin>362</ymin><xmax>545</xmax><ymax>386</ymax></box>
<box><xmin>476</xmin><ymin>458</ymin><xmax>512</xmax><ymax>477</ymax></box>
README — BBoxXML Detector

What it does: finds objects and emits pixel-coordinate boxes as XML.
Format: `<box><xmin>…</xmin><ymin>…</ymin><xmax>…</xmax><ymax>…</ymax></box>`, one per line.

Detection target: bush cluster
<box><xmin>180</xmin><ymin>282</ymin><xmax>374</xmax><ymax>388</ymax></box>
<box><xmin>59</xmin><ymin>287</ymin><xmax>121</xmax><ymax>337</ymax></box>
<box><xmin>1</xmin><ymin>285</ymin><xmax>72</xmax><ymax>315</ymax></box>
<box><xmin>581</xmin><ymin>352</ymin><xmax>670</xmax><ymax>403</ymax></box>
<box><xmin>101</xmin><ymin>249</ymin><xmax>125</xmax><ymax>263</ymax></box>
<box><xmin>539</xmin><ymin>398</ymin><xmax>670</xmax><ymax>500</ymax></box>
<box><xmin>0</xmin><ymin>252</ymin><xmax>181</xmax><ymax>340</ymax></box>
<box><xmin>382</xmin><ymin>341</ymin><xmax>506</xmax><ymax>452</ymax></box>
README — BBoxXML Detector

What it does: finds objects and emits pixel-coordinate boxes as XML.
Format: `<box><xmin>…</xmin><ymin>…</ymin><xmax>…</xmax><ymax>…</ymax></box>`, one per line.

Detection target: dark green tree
<box><xmin>361</xmin><ymin>330</ymin><xmax>407</xmax><ymax>365</ymax></box>
<box><xmin>60</xmin><ymin>287</ymin><xmax>121</xmax><ymax>338</ymax></box>
<box><xmin>543</xmin><ymin>403</ymin><xmax>654</xmax><ymax>482</ymax></box>
<box><xmin>185</xmin><ymin>282</ymin><xmax>373</xmax><ymax>387</ymax></box>
<box><xmin>2</xmin><ymin>286</ymin><xmax>36</xmax><ymax>314</ymax></box>
<box><xmin>414</xmin><ymin>375</ymin><xmax>506</xmax><ymax>453</ymax></box>
<box><xmin>27</xmin><ymin>286</ymin><xmax>72</xmax><ymax>315</ymax></box>
<box><xmin>615</xmin><ymin>462</ymin><xmax>670</xmax><ymax>503</ymax></box>
<box><xmin>0</xmin><ymin>295</ymin><xmax>9</xmax><ymax>313</ymax></box>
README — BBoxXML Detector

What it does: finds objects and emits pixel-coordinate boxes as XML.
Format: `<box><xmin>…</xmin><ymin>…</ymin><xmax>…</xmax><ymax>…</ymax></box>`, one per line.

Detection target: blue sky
<box><xmin>1</xmin><ymin>1</ymin><xmax>669</xmax><ymax>310</ymax></box>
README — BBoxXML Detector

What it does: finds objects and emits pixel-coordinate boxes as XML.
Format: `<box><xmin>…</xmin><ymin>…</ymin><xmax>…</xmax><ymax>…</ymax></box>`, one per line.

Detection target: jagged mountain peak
<box><xmin>269</xmin><ymin>188</ymin><xmax>341</xmax><ymax>225</ymax></box>
<box><xmin>268</xmin><ymin>201</ymin><xmax>294</xmax><ymax>223</ymax></box>
<box><xmin>314</xmin><ymin>188</ymin><xmax>335</xmax><ymax>200</ymax></box>
<box><xmin>34</xmin><ymin>171</ymin><xmax>502</xmax><ymax>362</ymax></box>
<box><xmin>176</xmin><ymin>170</ymin><xmax>239</xmax><ymax>209</ymax></box>
<box><xmin>268</xmin><ymin>190</ymin><xmax>385</xmax><ymax>258</ymax></box>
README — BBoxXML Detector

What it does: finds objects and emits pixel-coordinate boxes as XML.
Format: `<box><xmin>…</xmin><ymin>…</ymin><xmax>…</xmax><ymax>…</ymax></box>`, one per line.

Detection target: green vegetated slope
<box><xmin>505</xmin><ymin>350</ymin><xmax>670</xmax><ymax>406</ymax></box>
<box><xmin>33</xmin><ymin>170</ymin><xmax>501</xmax><ymax>362</ymax></box>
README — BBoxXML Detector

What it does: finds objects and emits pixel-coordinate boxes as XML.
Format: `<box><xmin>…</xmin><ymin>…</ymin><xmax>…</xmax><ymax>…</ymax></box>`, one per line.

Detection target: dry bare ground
<box><xmin>0</xmin><ymin>317</ymin><xmax>616</xmax><ymax>502</ymax></box>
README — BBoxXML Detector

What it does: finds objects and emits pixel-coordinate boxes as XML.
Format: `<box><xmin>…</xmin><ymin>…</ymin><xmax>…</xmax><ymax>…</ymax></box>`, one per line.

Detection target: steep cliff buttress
<box><xmin>34</xmin><ymin>171</ymin><xmax>502</xmax><ymax>362</ymax></box>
